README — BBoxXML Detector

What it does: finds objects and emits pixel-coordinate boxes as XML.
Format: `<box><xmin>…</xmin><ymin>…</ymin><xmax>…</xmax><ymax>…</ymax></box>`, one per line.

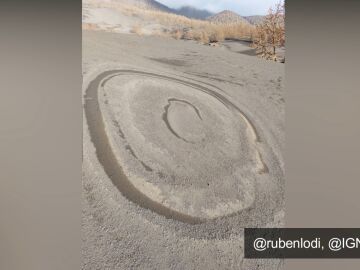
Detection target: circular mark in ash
<box><xmin>85</xmin><ymin>70</ymin><xmax>282</xmax><ymax>224</ymax></box>
<box><xmin>163</xmin><ymin>98</ymin><xmax>204</xmax><ymax>143</ymax></box>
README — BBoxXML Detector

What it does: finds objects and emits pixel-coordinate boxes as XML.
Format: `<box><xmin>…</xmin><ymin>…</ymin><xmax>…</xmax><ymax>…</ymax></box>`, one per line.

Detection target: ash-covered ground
<box><xmin>83</xmin><ymin>30</ymin><xmax>284</xmax><ymax>269</ymax></box>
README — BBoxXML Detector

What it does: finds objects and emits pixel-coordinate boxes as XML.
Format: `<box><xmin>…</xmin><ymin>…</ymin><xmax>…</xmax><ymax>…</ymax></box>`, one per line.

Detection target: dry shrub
<box><xmin>182</xmin><ymin>28</ymin><xmax>193</xmax><ymax>40</ymax></box>
<box><xmin>82</xmin><ymin>23</ymin><xmax>100</xmax><ymax>31</ymax></box>
<box><xmin>131</xmin><ymin>24</ymin><xmax>143</xmax><ymax>35</ymax></box>
<box><xmin>153</xmin><ymin>29</ymin><xmax>167</xmax><ymax>38</ymax></box>
<box><xmin>209</xmin><ymin>26</ymin><xmax>225</xmax><ymax>42</ymax></box>
<box><xmin>190</xmin><ymin>30</ymin><xmax>202</xmax><ymax>42</ymax></box>
<box><xmin>253</xmin><ymin>1</ymin><xmax>285</xmax><ymax>60</ymax></box>
<box><xmin>221</xmin><ymin>23</ymin><xmax>255</xmax><ymax>40</ymax></box>
<box><xmin>200</xmin><ymin>31</ymin><xmax>210</xmax><ymax>43</ymax></box>
<box><xmin>171</xmin><ymin>29</ymin><xmax>183</xmax><ymax>40</ymax></box>
<box><xmin>183</xmin><ymin>29</ymin><xmax>210</xmax><ymax>43</ymax></box>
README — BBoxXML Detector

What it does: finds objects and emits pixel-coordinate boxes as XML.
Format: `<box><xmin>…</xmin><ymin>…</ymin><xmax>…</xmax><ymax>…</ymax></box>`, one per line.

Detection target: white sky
<box><xmin>157</xmin><ymin>0</ymin><xmax>282</xmax><ymax>16</ymax></box>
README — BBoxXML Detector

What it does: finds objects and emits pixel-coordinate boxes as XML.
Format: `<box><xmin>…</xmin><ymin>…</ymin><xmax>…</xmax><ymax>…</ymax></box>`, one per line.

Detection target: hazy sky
<box><xmin>157</xmin><ymin>0</ymin><xmax>282</xmax><ymax>16</ymax></box>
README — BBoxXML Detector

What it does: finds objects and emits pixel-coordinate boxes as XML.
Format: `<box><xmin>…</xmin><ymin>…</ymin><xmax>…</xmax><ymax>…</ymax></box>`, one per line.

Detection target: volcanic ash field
<box><xmin>83</xmin><ymin>31</ymin><xmax>284</xmax><ymax>270</ymax></box>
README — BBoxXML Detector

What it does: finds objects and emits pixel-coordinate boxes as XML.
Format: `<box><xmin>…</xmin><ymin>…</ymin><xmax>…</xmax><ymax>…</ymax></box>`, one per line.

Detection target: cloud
<box><xmin>157</xmin><ymin>0</ymin><xmax>282</xmax><ymax>16</ymax></box>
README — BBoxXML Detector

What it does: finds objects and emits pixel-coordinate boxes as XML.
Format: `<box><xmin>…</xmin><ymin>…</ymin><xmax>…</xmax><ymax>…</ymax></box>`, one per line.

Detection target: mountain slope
<box><xmin>110</xmin><ymin>0</ymin><xmax>172</xmax><ymax>12</ymax></box>
<box><xmin>175</xmin><ymin>6</ymin><xmax>214</xmax><ymax>20</ymax></box>
<box><xmin>207</xmin><ymin>10</ymin><xmax>249</xmax><ymax>24</ymax></box>
<box><xmin>244</xmin><ymin>15</ymin><xmax>265</xmax><ymax>25</ymax></box>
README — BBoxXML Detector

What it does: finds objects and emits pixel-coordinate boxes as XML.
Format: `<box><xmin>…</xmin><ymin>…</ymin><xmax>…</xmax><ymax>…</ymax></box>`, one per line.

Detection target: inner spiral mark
<box><xmin>162</xmin><ymin>98</ymin><xmax>203</xmax><ymax>143</ymax></box>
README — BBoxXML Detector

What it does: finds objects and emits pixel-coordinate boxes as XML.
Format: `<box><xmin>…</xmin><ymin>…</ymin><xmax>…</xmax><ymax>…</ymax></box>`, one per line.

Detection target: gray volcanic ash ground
<box><xmin>82</xmin><ymin>30</ymin><xmax>284</xmax><ymax>269</ymax></box>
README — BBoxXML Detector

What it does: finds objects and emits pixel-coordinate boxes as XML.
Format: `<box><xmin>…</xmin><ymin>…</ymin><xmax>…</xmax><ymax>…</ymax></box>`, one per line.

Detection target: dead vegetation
<box><xmin>130</xmin><ymin>24</ymin><xmax>143</xmax><ymax>35</ymax></box>
<box><xmin>82</xmin><ymin>23</ymin><xmax>101</xmax><ymax>31</ymax></box>
<box><xmin>84</xmin><ymin>0</ymin><xmax>255</xmax><ymax>44</ymax></box>
<box><xmin>168</xmin><ymin>23</ymin><xmax>254</xmax><ymax>43</ymax></box>
<box><xmin>253</xmin><ymin>2</ymin><xmax>285</xmax><ymax>61</ymax></box>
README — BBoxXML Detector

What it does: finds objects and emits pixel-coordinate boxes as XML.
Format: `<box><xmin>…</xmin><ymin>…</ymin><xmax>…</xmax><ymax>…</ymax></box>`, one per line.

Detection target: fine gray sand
<box><xmin>83</xmin><ymin>30</ymin><xmax>284</xmax><ymax>269</ymax></box>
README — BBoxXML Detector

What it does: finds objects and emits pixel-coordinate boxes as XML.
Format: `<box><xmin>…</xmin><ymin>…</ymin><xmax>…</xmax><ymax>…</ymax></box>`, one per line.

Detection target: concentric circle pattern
<box><xmin>85</xmin><ymin>70</ymin><xmax>281</xmax><ymax>223</ymax></box>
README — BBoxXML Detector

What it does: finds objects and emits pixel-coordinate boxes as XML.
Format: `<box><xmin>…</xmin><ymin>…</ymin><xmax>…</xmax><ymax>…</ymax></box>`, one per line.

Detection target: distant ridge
<box><xmin>175</xmin><ymin>6</ymin><xmax>214</xmax><ymax>20</ymax></box>
<box><xmin>112</xmin><ymin>0</ymin><xmax>172</xmax><ymax>12</ymax></box>
<box><xmin>207</xmin><ymin>10</ymin><xmax>249</xmax><ymax>24</ymax></box>
<box><xmin>109</xmin><ymin>0</ymin><xmax>263</xmax><ymax>24</ymax></box>
<box><xmin>244</xmin><ymin>15</ymin><xmax>265</xmax><ymax>25</ymax></box>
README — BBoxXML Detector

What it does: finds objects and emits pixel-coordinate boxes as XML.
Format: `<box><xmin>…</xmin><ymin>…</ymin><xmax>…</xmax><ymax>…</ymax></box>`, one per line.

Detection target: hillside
<box><xmin>83</xmin><ymin>0</ymin><xmax>255</xmax><ymax>42</ymax></box>
<box><xmin>175</xmin><ymin>6</ymin><xmax>214</xmax><ymax>20</ymax></box>
<box><xmin>103</xmin><ymin>0</ymin><xmax>172</xmax><ymax>12</ymax></box>
<box><xmin>244</xmin><ymin>15</ymin><xmax>265</xmax><ymax>25</ymax></box>
<box><xmin>207</xmin><ymin>10</ymin><xmax>249</xmax><ymax>24</ymax></box>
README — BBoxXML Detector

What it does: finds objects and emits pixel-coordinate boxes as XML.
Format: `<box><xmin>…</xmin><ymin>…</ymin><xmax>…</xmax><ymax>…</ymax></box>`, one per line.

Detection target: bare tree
<box><xmin>253</xmin><ymin>2</ymin><xmax>285</xmax><ymax>61</ymax></box>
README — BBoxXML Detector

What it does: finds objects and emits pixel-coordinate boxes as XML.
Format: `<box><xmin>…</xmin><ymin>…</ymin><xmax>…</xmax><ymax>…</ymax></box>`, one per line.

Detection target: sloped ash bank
<box><xmin>85</xmin><ymin>69</ymin><xmax>283</xmax><ymax>229</ymax></box>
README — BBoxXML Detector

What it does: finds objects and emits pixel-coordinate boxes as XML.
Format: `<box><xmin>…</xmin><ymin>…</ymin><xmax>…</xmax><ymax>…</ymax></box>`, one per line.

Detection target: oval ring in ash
<box><xmin>85</xmin><ymin>69</ymin><xmax>277</xmax><ymax>225</ymax></box>
<box><xmin>162</xmin><ymin>98</ymin><xmax>203</xmax><ymax>143</ymax></box>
